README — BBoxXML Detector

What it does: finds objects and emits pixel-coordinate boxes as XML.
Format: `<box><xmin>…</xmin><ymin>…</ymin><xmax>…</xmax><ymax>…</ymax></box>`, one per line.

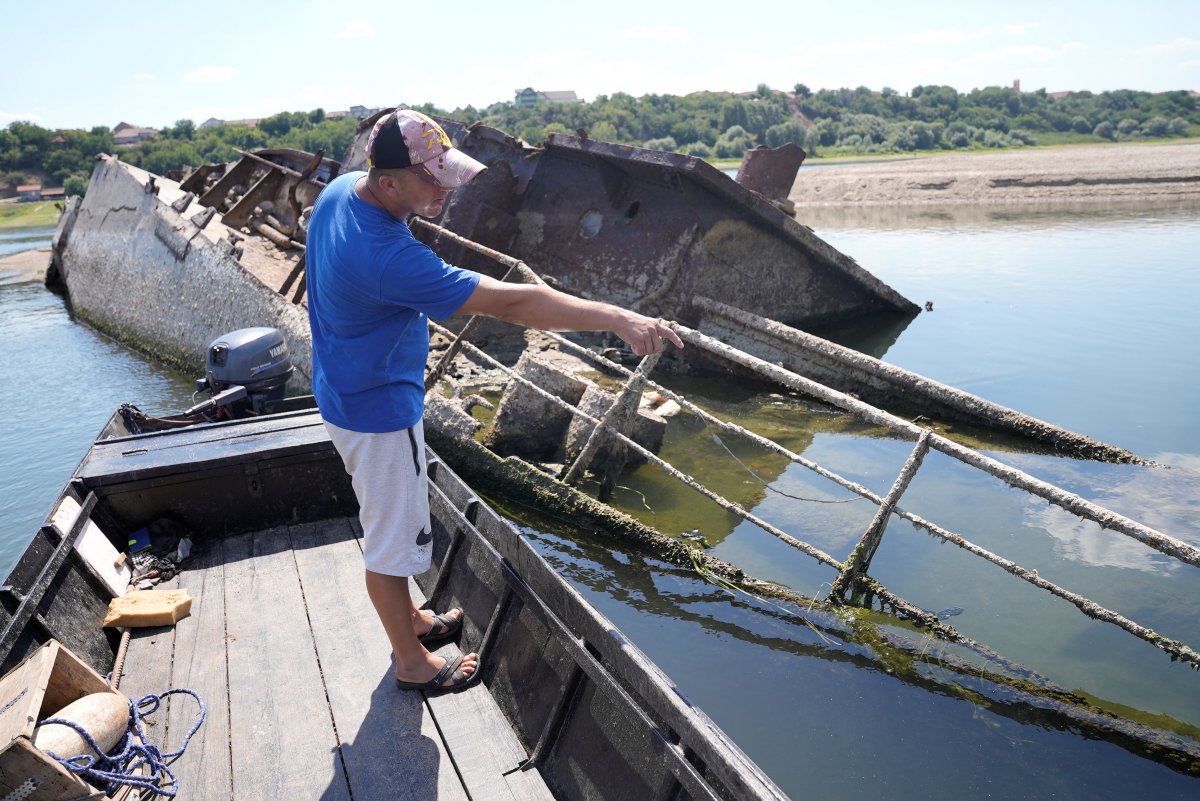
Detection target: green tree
<box><xmin>642</xmin><ymin>136</ymin><xmax>678</xmax><ymax>152</ymax></box>
<box><xmin>64</xmin><ymin>173</ymin><xmax>89</xmax><ymax>196</ymax></box>
<box><xmin>714</xmin><ymin>125</ymin><xmax>753</xmax><ymax>158</ymax></box>
<box><xmin>171</xmin><ymin>119</ymin><xmax>196</xmax><ymax>140</ymax></box>
<box><xmin>1142</xmin><ymin>116</ymin><xmax>1169</xmax><ymax>137</ymax></box>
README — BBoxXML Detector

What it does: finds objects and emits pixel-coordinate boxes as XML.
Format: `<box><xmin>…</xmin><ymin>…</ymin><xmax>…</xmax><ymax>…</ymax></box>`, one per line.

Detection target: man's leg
<box><xmin>365</xmin><ymin>570</ymin><xmax>478</xmax><ymax>686</ymax></box>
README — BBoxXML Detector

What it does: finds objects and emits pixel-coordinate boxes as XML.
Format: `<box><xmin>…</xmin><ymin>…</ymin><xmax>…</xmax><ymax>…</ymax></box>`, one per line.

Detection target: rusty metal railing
<box><xmin>413</xmin><ymin>217</ymin><xmax>1200</xmax><ymax>672</ymax></box>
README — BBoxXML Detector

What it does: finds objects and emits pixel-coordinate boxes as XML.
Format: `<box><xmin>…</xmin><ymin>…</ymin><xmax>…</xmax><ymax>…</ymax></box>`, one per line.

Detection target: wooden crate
<box><xmin>0</xmin><ymin>640</ymin><xmax>121</xmax><ymax>801</ymax></box>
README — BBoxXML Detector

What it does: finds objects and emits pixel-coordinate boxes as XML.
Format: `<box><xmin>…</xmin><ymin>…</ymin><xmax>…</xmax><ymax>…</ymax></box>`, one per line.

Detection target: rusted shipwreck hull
<box><xmin>345</xmin><ymin>113</ymin><xmax>914</xmax><ymax>330</ymax></box>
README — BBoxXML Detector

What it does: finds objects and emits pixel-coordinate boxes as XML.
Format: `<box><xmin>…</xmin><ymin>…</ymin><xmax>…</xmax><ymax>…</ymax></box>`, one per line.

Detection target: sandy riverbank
<box><xmin>789</xmin><ymin>141</ymin><xmax>1200</xmax><ymax>207</ymax></box>
<box><xmin>0</xmin><ymin>248</ymin><xmax>51</xmax><ymax>284</ymax></box>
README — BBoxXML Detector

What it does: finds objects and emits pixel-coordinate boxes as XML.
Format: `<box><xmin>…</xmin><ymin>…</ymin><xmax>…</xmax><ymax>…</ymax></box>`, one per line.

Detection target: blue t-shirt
<box><xmin>306</xmin><ymin>172</ymin><xmax>480</xmax><ymax>432</ymax></box>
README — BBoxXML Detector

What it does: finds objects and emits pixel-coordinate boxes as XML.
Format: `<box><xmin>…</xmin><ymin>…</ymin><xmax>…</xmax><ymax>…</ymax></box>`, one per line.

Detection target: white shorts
<box><xmin>323</xmin><ymin>419</ymin><xmax>433</xmax><ymax>577</ymax></box>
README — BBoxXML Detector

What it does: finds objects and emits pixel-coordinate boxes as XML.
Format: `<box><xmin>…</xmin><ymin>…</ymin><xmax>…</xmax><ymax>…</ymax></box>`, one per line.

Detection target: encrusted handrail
<box><xmin>415</xmin><ymin>219</ymin><xmax>1200</xmax><ymax>671</ymax></box>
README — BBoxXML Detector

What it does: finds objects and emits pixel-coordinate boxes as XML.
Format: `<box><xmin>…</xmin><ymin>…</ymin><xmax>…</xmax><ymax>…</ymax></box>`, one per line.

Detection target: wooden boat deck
<box><xmin>120</xmin><ymin>515</ymin><xmax>553</xmax><ymax>801</ymax></box>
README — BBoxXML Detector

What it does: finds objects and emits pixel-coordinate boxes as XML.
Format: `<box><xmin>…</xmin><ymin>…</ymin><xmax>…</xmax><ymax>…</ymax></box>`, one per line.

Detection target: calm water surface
<box><xmin>554</xmin><ymin>202</ymin><xmax>1200</xmax><ymax>799</ymax></box>
<box><xmin>1</xmin><ymin>205</ymin><xmax>1198</xmax><ymax>799</ymax></box>
<box><xmin>0</xmin><ymin>227</ymin><xmax>196</xmax><ymax>573</ymax></box>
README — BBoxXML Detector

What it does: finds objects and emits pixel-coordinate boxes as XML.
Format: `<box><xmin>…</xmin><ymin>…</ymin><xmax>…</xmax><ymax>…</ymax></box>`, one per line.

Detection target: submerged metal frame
<box><xmin>416</xmin><ymin>219</ymin><xmax>1200</xmax><ymax>672</ymax></box>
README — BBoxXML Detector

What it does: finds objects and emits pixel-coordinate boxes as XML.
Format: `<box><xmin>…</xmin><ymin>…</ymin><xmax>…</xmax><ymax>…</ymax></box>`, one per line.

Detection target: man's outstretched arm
<box><xmin>456</xmin><ymin>275</ymin><xmax>684</xmax><ymax>356</ymax></box>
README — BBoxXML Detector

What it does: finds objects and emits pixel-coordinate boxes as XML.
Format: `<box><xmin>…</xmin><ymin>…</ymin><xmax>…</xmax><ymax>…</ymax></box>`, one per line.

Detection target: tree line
<box><xmin>3</xmin><ymin>83</ymin><xmax>1197</xmax><ymax>197</ymax></box>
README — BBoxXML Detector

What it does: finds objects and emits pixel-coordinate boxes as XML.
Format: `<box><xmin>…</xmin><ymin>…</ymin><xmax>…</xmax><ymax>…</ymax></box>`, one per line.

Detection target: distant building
<box><xmin>514</xmin><ymin>88</ymin><xmax>583</xmax><ymax>108</ymax></box>
<box><xmin>1047</xmin><ymin>91</ymin><xmax>1072</xmax><ymax>101</ymax></box>
<box><xmin>40</xmin><ymin>187</ymin><xmax>66</xmax><ymax>200</ymax></box>
<box><xmin>112</xmin><ymin>121</ymin><xmax>157</xmax><ymax>146</ymax></box>
<box><xmin>324</xmin><ymin>110</ymin><xmax>349</xmax><ymax>119</ymax></box>
<box><xmin>197</xmin><ymin>117</ymin><xmax>261</xmax><ymax>129</ymax></box>
<box><xmin>16</xmin><ymin>184</ymin><xmax>42</xmax><ymax>201</ymax></box>
<box><xmin>349</xmin><ymin>105</ymin><xmax>382</xmax><ymax>119</ymax></box>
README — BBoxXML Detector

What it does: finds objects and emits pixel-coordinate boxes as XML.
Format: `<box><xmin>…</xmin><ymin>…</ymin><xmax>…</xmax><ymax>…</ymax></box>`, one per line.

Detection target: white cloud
<box><xmin>812</xmin><ymin>37</ymin><xmax>885</xmax><ymax>57</ymax></box>
<box><xmin>1134</xmin><ymin>37</ymin><xmax>1200</xmax><ymax>57</ymax></box>
<box><xmin>620</xmin><ymin>25</ymin><xmax>693</xmax><ymax>42</ymax></box>
<box><xmin>135</xmin><ymin>73</ymin><xmax>154</xmax><ymax>82</ymax></box>
<box><xmin>184</xmin><ymin>65</ymin><xmax>238</xmax><ymax>83</ymax></box>
<box><xmin>335</xmin><ymin>19</ymin><xmax>373</xmax><ymax>40</ymax></box>
<box><xmin>521</xmin><ymin>48</ymin><xmax>589</xmax><ymax>71</ymax></box>
<box><xmin>183</xmin><ymin>96</ymin><xmax>291</xmax><ymax>122</ymax></box>
<box><xmin>293</xmin><ymin>83</ymin><xmax>366</xmax><ymax>112</ymax></box>
<box><xmin>1027</xmin><ymin>501</ymin><xmax>1175</xmax><ymax>573</ymax></box>
<box><xmin>1002</xmin><ymin>23</ymin><xmax>1037</xmax><ymax>37</ymax></box>
<box><xmin>896</xmin><ymin>28</ymin><xmax>992</xmax><ymax>46</ymax></box>
<box><xmin>0</xmin><ymin>111</ymin><xmax>42</xmax><ymax>124</ymax></box>
<box><xmin>1062</xmin><ymin>41</ymin><xmax>1087</xmax><ymax>52</ymax></box>
<box><xmin>970</xmin><ymin>44</ymin><xmax>1056</xmax><ymax>63</ymax></box>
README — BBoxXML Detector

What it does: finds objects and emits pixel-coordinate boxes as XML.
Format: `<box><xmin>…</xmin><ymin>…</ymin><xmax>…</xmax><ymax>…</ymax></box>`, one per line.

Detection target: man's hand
<box><xmin>613</xmin><ymin>312</ymin><xmax>685</xmax><ymax>356</ymax></box>
<box><xmin>458</xmin><ymin>277</ymin><xmax>685</xmax><ymax>355</ymax></box>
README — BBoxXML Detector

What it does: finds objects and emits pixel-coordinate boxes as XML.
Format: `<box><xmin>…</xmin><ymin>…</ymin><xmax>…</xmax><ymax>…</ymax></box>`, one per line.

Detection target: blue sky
<box><xmin>4</xmin><ymin>0</ymin><xmax>1197</xmax><ymax>130</ymax></box>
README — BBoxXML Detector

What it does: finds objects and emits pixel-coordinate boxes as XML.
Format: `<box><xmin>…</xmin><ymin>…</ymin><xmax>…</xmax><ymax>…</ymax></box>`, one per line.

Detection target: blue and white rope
<box><xmin>40</xmin><ymin>688</ymin><xmax>206</xmax><ymax>798</ymax></box>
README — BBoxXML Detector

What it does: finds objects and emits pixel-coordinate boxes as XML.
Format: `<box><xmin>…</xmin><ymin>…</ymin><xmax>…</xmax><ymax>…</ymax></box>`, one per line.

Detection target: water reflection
<box><xmin>812</xmin><ymin>204</ymin><xmax>1200</xmax><ymax>462</ymax></box>
<box><xmin>509</xmin><ymin>508</ymin><xmax>1200</xmax><ymax>799</ymax></box>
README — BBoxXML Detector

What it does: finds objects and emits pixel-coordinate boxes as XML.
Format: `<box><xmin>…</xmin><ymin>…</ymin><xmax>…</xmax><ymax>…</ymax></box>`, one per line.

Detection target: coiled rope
<box><xmin>40</xmin><ymin>688</ymin><xmax>206</xmax><ymax>798</ymax></box>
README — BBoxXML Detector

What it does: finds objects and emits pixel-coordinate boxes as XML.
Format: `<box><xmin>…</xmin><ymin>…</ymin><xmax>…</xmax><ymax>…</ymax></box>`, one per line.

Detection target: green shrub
<box><xmin>642</xmin><ymin>136</ymin><xmax>678</xmax><ymax>152</ymax></box>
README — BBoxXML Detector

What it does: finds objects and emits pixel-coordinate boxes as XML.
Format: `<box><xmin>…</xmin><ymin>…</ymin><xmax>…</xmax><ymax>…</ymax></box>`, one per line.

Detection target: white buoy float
<box><xmin>33</xmin><ymin>691</ymin><xmax>130</xmax><ymax>759</ymax></box>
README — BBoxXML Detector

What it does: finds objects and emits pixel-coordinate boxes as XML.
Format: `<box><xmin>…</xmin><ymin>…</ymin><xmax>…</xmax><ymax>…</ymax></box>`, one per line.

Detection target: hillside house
<box><xmin>514</xmin><ymin>88</ymin><xmax>582</xmax><ymax>108</ymax></box>
<box><xmin>112</xmin><ymin>122</ymin><xmax>158</xmax><ymax>146</ymax></box>
<box><xmin>16</xmin><ymin>184</ymin><xmax>42</xmax><ymax>202</ymax></box>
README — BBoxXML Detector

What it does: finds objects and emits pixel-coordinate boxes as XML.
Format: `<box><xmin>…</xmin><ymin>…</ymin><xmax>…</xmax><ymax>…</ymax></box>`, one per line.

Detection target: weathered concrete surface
<box><xmin>55</xmin><ymin>156</ymin><xmax>313</xmax><ymax>386</ymax></box>
<box><xmin>563</xmin><ymin>383</ymin><xmax>668</xmax><ymax>470</ymax></box>
<box><xmin>486</xmin><ymin>351</ymin><xmax>665</xmax><ymax>468</ymax></box>
<box><xmin>487</xmin><ymin>352</ymin><xmax>590</xmax><ymax>459</ymax></box>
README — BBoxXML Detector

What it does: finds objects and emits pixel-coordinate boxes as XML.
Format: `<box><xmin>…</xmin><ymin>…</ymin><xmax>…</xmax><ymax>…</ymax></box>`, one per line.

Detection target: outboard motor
<box><xmin>189</xmin><ymin>327</ymin><xmax>294</xmax><ymax>418</ymax></box>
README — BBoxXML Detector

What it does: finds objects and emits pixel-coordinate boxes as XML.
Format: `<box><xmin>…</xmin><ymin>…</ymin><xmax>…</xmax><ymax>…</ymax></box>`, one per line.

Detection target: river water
<box><xmin>1</xmin><ymin>203</ymin><xmax>1198</xmax><ymax>799</ymax></box>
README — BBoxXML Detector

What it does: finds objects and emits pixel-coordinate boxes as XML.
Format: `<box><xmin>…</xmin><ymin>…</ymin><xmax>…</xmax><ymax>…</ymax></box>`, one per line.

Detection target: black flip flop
<box><xmin>395</xmin><ymin>653</ymin><xmax>474</xmax><ymax>693</ymax></box>
<box><xmin>418</xmin><ymin>609</ymin><xmax>463</xmax><ymax>644</ymax></box>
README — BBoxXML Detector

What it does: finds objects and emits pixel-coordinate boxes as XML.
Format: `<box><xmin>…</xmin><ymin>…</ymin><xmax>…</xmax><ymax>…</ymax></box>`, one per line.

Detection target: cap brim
<box><xmin>417</xmin><ymin>147</ymin><xmax>487</xmax><ymax>189</ymax></box>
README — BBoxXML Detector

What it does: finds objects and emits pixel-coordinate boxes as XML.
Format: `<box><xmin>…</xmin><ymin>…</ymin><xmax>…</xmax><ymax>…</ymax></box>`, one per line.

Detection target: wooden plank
<box><xmin>223</xmin><ymin>527</ymin><xmax>349</xmax><ymax>801</ymax></box>
<box><xmin>114</xmin><ymin>576</ymin><xmax>179</xmax><ymax>800</ymax></box>
<box><xmin>163</xmin><ymin>540</ymin><xmax>232</xmax><ymax>801</ymax></box>
<box><xmin>290</xmin><ymin>517</ymin><xmax>468</xmax><ymax>801</ymax></box>
<box><xmin>424</xmin><ymin>639</ymin><xmax>537</xmax><ymax>801</ymax></box>
<box><xmin>503</xmin><ymin>766</ymin><xmax>559</xmax><ymax>801</ymax></box>
<box><xmin>117</xmin><ymin>574</ymin><xmax>177</xmax><ymax>770</ymax></box>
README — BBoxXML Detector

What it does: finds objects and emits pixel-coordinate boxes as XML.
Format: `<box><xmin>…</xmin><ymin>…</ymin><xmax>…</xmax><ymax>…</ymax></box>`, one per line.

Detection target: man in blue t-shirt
<box><xmin>307</xmin><ymin>109</ymin><xmax>682</xmax><ymax>692</ymax></box>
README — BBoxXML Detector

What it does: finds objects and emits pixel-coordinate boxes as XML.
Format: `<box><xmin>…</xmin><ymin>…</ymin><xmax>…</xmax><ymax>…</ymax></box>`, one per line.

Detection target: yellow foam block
<box><xmin>102</xmin><ymin>589</ymin><xmax>193</xmax><ymax>627</ymax></box>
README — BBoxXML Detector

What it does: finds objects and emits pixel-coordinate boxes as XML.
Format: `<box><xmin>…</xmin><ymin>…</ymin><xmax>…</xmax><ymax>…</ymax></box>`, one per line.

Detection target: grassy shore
<box><xmin>0</xmin><ymin>201</ymin><xmax>62</xmax><ymax>229</ymax></box>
